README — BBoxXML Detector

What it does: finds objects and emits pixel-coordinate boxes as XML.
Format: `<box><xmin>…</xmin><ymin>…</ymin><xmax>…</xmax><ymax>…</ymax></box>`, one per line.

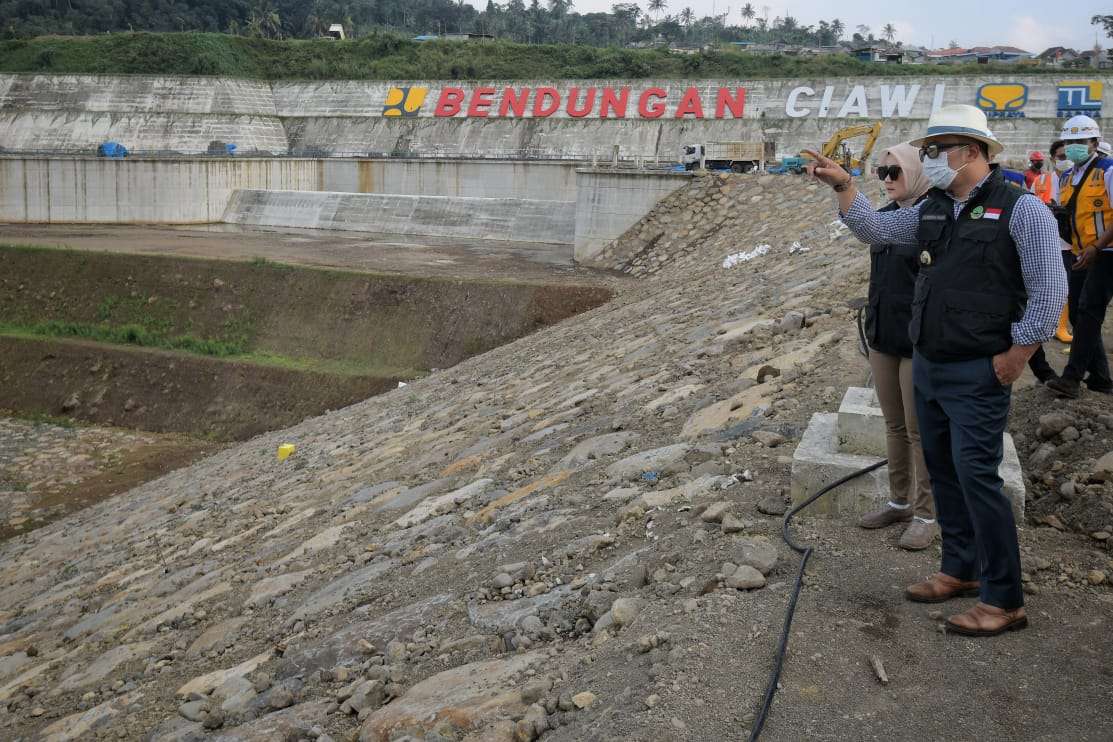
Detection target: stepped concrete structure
<box><xmin>223</xmin><ymin>190</ymin><xmax>577</xmax><ymax>245</ymax></box>
<box><xmin>792</xmin><ymin>387</ymin><xmax>1026</xmax><ymax>520</ymax></box>
<box><xmin>3</xmin><ymin>74</ymin><xmax>1110</xmax><ymax>161</ymax></box>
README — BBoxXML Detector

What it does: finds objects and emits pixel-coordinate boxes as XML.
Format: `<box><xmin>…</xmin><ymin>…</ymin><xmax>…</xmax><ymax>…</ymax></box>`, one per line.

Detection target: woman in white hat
<box><xmin>807</xmin><ymin>104</ymin><xmax>1067</xmax><ymax>637</ymax></box>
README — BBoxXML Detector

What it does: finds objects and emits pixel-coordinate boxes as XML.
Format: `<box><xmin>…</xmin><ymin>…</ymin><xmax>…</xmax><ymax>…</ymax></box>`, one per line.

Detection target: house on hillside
<box><xmin>1038</xmin><ymin>46</ymin><xmax>1080</xmax><ymax>66</ymax></box>
<box><xmin>852</xmin><ymin>46</ymin><xmax>908</xmax><ymax>63</ymax></box>
<box><xmin>927</xmin><ymin>46</ymin><xmax>1032</xmax><ymax>64</ymax></box>
<box><xmin>1079</xmin><ymin>47</ymin><xmax>1111</xmax><ymax>69</ymax></box>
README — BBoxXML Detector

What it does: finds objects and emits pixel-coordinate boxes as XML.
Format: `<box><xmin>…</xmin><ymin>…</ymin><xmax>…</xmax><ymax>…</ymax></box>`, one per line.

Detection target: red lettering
<box><xmin>638</xmin><ymin>88</ymin><xmax>667</xmax><ymax>119</ymax></box>
<box><xmin>533</xmin><ymin>87</ymin><xmax>561</xmax><ymax>117</ymax></box>
<box><xmin>566</xmin><ymin>87</ymin><xmax>597</xmax><ymax>118</ymax></box>
<box><xmin>674</xmin><ymin>87</ymin><xmax>704</xmax><ymax>118</ymax></box>
<box><xmin>600</xmin><ymin>87</ymin><xmax>630</xmax><ymax>119</ymax></box>
<box><xmin>467</xmin><ymin>87</ymin><xmax>496</xmax><ymax>117</ymax></box>
<box><xmin>499</xmin><ymin>87</ymin><xmax>531</xmax><ymax>117</ymax></box>
<box><xmin>435</xmin><ymin>88</ymin><xmax>465</xmax><ymax>117</ymax></box>
<box><xmin>715</xmin><ymin>87</ymin><xmax>746</xmax><ymax>119</ymax></box>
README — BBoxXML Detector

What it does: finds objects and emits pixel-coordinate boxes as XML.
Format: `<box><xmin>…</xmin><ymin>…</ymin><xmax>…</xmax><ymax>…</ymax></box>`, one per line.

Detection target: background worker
<box><xmin>1047</xmin><ymin>117</ymin><xmax>1113</xmax><ymax>398</ymax></box>
<box><xmin>1027</xmin><ymin>152</ymin><xmax>1055</xmax><ymax>204</ymax></box>
<box><xmin>858</xmin><ymin>144</ymin><xmax>936</xmax><ymax>550</ymax></box>
<box><xmin>1050</xmin><ymin>139</ymin><xmax>1073</xmax><ymax>343</ymax></box>
<box><xmin>808</xmin><ymin>105</ymin><xmax>1066</xmax><ymax>637</ymax></box>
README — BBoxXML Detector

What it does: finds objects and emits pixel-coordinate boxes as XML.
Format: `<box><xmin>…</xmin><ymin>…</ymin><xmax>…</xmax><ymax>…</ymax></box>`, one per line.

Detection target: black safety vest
<box><xmin>908</xmin><ymin>170</ymin><xmax>1027</xmax><ymax>363</ymax></box>
<box><xmin>865</xmin><ymin>200</ymin><xmax>921</xmax><ymax>358</ymax></box>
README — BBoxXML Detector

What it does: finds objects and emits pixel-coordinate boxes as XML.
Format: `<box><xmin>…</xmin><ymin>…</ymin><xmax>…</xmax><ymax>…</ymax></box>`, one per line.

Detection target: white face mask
<box><xmin>1054</xmin><ymin>158</ymin><xmax>1072</xmax><ymax>172</ymax></box>
<box><xmin>922</xmin><ymin>150</ymin><xmax>969</xmax><ymax>190</ymax></box>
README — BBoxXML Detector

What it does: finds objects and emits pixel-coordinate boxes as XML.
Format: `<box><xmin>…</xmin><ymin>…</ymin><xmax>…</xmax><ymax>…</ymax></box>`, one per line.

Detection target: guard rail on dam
<box><xmin>2</xmin><ymin>73</ymin><xmax>1108</xmax><ymax>161</ymax></box>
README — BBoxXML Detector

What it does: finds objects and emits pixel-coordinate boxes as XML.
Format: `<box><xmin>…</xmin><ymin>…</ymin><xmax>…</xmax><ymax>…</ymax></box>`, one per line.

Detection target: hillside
<box><xmin>0</xmin><ymin>175</ymin><xmax>1110</xmax><ymax>741</ymax></box>
<box><xmin>0</xmin><ymin>33</ymin><xmax>1064</xmax><ymax>80</ymax></box>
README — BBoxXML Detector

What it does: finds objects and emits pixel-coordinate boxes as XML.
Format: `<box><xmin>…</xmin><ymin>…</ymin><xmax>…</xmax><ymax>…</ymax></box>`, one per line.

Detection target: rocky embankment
<box><xmin>1</xmin><ymin>175</ymin><xmax>1110</xmax><ymax>742</ymax></box>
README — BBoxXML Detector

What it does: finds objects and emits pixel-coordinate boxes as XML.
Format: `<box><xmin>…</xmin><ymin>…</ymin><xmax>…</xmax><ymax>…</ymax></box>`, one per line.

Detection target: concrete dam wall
<box><xmin>2</xmin><ymin>74</ymin><xmax>1108</xmax><ymax>162</ymax></box>
<box><xmin>0</xmin><ymin>157</ymin><xmax>581</xmax><ymax>223</ymax></box>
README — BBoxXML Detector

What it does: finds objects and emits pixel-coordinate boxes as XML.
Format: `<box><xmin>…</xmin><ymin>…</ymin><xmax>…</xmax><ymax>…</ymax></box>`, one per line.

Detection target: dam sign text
<box><xmin>385</xmin><ymin>84</ymin><xmax>747</xmax><ymax>119</ymax></box>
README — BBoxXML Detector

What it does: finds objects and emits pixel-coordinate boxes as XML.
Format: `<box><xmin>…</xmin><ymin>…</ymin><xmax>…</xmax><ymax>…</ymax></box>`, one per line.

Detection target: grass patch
<box><xmin>0</xmin><ymin>324</ymin><xmax>423</xmax><ymax>378</ymax></box>
<box><xmin>0</xmin><ymin>408</ymin><xmax>80</xmax><ymax>429</ymax></box>
<box><xmin>0</xmin><ymin>321</ymin><xmax>247</xmax><ymax>356</ymax></box>
<box><xmin>0</xmin><ymin>32</ymin><xmax>1064</xmax><ymax>80</ymax></box>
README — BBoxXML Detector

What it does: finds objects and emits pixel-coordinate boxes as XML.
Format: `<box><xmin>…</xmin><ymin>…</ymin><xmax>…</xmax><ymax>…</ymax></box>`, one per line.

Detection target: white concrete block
<box><xmin>792</xmin><ymin>410</ymin><xmax>1026</xmax><ymax>521</ymax></box>
<box><xmin>837</xmin><ymin>386</ymin><xmax>886</xmax><ymax>457</ymax></box>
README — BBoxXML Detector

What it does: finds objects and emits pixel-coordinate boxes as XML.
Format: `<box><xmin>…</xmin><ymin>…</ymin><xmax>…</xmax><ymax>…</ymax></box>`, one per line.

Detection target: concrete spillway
<box><xmin>223</xmin><ymin>189</ymin><xmax>576</xmax><ymax>244</ymax></box>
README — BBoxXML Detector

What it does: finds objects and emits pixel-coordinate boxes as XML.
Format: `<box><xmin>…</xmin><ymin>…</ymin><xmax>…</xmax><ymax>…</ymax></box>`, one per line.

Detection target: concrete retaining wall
<box><xmin>0</xmin><ymin>157</ymin><xmax>585</xmax><ymax>223</ymax></box>
<box><xmin>4</xmin><ymin>74</ymin><xmax>1110</xmax><ymax>162</ymax></box>
<box><xmin>223</xmin><ymin>189</ymin><xmax>576</xmax><ymax>244</ymax></box>
<box><xmin>574</xmin><ymin>170</ymin><xmax>688</xmax><ymax>262</ymax></box>
<box><xmin>0</xmin><ymin>157</ymin><xmax>324</xmax><ymax>223</ymax></box>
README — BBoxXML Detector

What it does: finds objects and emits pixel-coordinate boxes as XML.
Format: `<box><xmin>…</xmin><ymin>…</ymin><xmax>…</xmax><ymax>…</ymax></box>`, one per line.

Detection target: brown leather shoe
<box><xmin>905</xmin><ymin>572</ymin><xmax>980</xmax><ymax>604</ymax></box>
<box><xmin>858</xmin><ymin>504</ymin><xmax>913</xmax><ymax>529</ymax></box>
<box><xmin>945</xmin><ymin>602</ymin><xmax>1028</xmax><ymax>637</ymax></box>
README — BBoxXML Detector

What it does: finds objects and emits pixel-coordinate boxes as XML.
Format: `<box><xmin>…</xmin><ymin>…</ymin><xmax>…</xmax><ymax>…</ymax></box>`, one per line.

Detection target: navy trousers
<box><xmin>1062</xmin><ymin>251</ymin><xmax>1113</xmax><ymax>389</ymax></box>
<box><xmin>912</xmin><ymin>352</ymin><xmax>1023</xmax><ymax>610</ymax></box>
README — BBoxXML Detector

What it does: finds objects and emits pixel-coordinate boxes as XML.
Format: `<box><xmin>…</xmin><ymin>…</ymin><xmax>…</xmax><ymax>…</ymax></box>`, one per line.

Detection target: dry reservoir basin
<box><xmin>0</xmin><ymin>244</ymin><xmax>612</xmax><ymax>441</ymax></box>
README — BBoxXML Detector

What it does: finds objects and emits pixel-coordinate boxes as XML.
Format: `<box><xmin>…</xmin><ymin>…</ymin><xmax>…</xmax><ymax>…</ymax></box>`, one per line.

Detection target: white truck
<box><xmin>680</xmin><ymin>141</ymin><xmax>774</xmax><ymax>173</ymax></box>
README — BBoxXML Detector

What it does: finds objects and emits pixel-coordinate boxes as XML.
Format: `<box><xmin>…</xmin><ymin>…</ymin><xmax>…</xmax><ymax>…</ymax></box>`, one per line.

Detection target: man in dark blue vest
<box><xmin>806</xmin><ymin>105</ymin><xmax>1067</xmax><ymax>637</ymax></box>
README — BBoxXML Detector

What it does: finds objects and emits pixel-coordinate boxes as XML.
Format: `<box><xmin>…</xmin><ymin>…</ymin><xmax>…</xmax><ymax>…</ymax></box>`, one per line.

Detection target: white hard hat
<box><xmin>1060</xmin><ymin>115</ymin><xmax>1101</xmax><ymax>141</ymax></box>
<box><xmin>1099</xmin><ymin>141</ymin><xmax>1112</xmax><ymax>157</ymax></box>
<box><xmin>910</xmin><ymin>104</ymin><xmax>1003</xmax><ymax>157</ymax></box>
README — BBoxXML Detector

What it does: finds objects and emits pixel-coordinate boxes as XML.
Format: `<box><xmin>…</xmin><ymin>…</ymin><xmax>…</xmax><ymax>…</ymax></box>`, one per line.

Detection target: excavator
<box><xmin>800</xmin><ymin>122</ymin><xmax>882</xmax><ymax>175</ymax></box>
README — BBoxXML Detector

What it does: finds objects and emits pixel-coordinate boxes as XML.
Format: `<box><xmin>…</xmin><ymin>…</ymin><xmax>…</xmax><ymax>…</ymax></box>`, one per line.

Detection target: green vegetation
<box><xmin>0</xmin><ymin>322</ymin><xmax>420</xmax><ymax>378</ymax></box>
<box><xmin>0</xmin><ymin>320</ymin><xmax>248</xmax><ymax>356</ymax></box>
<box><xmin>0</xmin><ymin>32</ymin><xmax>1062</xmax><ymax>80</ymax></box>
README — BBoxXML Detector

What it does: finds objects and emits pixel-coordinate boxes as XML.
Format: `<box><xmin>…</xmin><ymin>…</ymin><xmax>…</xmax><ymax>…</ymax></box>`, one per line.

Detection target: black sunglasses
<box><xmin>919</xmin><ymin>142</ymin><xmax>971</xmax><ymax>161</ymax></box>
<box><xmin>877</xmin><ymin>165</ymin><xmax>903</xmax><ymax>181</ymax></box>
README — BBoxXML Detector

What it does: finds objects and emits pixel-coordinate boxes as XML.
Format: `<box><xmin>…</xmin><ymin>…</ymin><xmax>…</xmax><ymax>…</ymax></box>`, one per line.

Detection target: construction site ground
<box><xmin>0</xmin><ymin>175</ymin><xmax>1110</xmax><ymax>742</ymax></box>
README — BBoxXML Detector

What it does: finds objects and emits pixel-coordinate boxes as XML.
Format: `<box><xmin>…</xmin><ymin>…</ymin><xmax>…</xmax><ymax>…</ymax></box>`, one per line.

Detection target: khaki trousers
<box><xmin>868</xmin><ymin>350</ymin><xmax>934</xmax><ymax>519</ymax></box>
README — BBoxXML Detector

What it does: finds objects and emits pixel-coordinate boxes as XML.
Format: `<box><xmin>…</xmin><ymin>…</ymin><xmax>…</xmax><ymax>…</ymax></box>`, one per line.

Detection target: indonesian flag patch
<box><xmin>984</xmin><ymin>207</ymin><xmax>1003</xmax><ymax>221</ymax></box>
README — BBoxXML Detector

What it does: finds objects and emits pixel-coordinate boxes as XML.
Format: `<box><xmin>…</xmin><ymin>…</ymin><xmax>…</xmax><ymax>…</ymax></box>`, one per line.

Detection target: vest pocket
<box><xmin>908</xmin><ymin>273</ymin><xmax>930</xmax><ymax>346</ymax></box>
<box><xmin>882</xmin><ymin>292</ymin><xmax>914</xmax><ymax>352</ymax></box>
<box><xmin>940</xmin><ymin>288</ymin><xmax>1013</xmax><ymax>354</ymax></box>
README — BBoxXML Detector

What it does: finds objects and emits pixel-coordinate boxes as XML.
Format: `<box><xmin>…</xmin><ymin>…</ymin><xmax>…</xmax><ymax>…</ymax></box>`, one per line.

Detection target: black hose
<box><xmin>747</xmin><ymin>458</ymin><xmax>889</xmax><ymax>741</ymax></box>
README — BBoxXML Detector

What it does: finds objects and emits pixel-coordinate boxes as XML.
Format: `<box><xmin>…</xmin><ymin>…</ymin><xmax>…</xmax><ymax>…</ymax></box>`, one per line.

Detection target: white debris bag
<box><xmin>722</xmin><ymin>244</ymin><xmax>771</xmax><ymax>268</ymax></box>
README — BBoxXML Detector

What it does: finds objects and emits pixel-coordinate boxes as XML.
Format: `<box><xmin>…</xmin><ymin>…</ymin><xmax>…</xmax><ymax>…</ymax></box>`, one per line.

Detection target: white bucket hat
<box><xmin>910</xmin><ymin>104</ymin><xmax>1003</xmax><ymax>158</ymax></box>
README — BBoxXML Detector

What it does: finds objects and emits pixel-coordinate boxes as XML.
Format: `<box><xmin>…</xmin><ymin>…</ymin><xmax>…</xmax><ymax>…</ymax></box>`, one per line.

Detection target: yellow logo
<box><xmin>383</xmin><ymin>86</ymin><xmax>428</xmax><ymax>117</ymax></box>
<box><xmin>976</xmin><ymin>83</ymin><xmax>1028</xmax><ymax>118</ymax></box>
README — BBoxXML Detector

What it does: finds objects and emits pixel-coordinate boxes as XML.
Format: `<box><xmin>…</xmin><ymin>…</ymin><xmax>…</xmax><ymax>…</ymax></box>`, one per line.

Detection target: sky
<box><xmin>525</xmin><ymin>0</ymin><xmax>1110</xmax><ymax>54</ymax></box>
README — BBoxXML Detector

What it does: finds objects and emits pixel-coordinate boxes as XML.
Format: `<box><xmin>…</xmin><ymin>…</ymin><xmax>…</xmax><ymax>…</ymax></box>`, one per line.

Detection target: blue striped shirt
<box><xmin>840</xmin><ymin>173</ymin><xmax>1068</xmax><ymax>346</ymax></box>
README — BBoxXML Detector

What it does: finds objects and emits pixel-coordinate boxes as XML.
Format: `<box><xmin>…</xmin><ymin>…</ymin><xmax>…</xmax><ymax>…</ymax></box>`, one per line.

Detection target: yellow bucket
<box><xmin>277</xmin><ymin>443</ymin><xmax>296</xmax><ymax>461</ymax></box>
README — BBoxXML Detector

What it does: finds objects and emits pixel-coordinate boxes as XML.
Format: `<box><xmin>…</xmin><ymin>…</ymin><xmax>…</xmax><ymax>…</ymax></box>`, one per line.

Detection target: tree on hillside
<box><xmin>1093</xmin><ymin>15</ymin><xmax>1113</xmax><ymax>39</ymax></box>
<box><xmin>882</xmin><ymin>22</ymin><xmax>895</xmax><ymax>43</ymax></box>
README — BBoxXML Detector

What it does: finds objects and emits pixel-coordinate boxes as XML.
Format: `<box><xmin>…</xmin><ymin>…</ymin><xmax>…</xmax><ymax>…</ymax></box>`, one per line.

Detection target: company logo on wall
<box><xmin>1058</xmin><ymin>81</ymin><xmax>1103</xmax><ymax>118</ymax></box>
<box><xmin>383</xmin><ymin>86</ymin><xmax>429</xmax><ymax>117</ymax></box>
<box><xmin>976</xmin><ymin>83</ymin><xmax>1028</xmax><ymax>119</ymax></box>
